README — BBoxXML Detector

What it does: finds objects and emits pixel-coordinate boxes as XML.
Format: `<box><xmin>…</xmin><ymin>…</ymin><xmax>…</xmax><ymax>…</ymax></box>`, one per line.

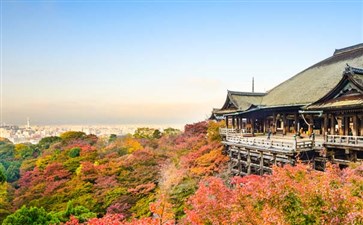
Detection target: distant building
<box><xmin>213</xmin><ymin>43</ymin><xmax>363</xmax><ymax>175</ymax></box>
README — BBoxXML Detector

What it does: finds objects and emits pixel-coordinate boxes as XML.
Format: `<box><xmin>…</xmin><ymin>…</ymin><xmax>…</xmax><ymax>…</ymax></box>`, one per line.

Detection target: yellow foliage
<box><xmin>0</xmin><ymin>183</ymin><xmax>12</xmax><ymax>217</ymax></box>
<box><xmin>35</xmin><ymin>155</ymin><xmax>53</xmax><ymax>170</ymax></box>
<box><xmin>124</xmin><ymin>136</ymin><xmax>142</xmax><ymax>153</ymax></box>
<box><xmin>60</xmin><ymin>131</ymin><xmax>86</xmax><ymax>141</ymax></box>
<box><xmin>14</xmin><ymin>144</ymin><xmax>28</xmax><ymax>159</ymax></box>
<box><xmin>75</xmin><ymin>164</ymin><xmax>82</xmax><ymax>176</ymax></box>
<box><xmin>207</xmin><ymin>120</ymin><xmax>225</xmax><ymax>142</ymax></box>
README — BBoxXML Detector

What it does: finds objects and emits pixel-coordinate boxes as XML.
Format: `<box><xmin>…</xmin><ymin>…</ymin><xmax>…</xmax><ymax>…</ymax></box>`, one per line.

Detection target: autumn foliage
<box><xmin>1</xmin><ymin>121</ymin><xmax>363</xmax><ymax>224</ymax></box>
<box><xmin>183</xmin><ymin>163</ymin><xmax>363</xmax><ymax>225</ymax></box>
<box><xmin>0</xmin><ymin>121</ymin><xmax>228</xmax><ymax>224</ymax></box>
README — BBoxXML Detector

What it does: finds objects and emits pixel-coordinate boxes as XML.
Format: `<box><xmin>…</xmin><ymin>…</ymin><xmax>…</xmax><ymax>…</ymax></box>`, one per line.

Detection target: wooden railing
<box><xmin>224</xmin><ymin>131</ymin><xmax>314</xmax><ymax>152</ymax></box>
<box><xmin>219</xmin><ymin>128</ymin><xmax>253</xmax><ymax>137</ymax></box>
<box><xmin>219</xmin><ymin>128</ymin><xmax>238</xmax><ymax>136</ymax></box>
<box><xmin>326</xmin><ymin>135</ymin><xmax>363</xmax><ymax>147</ymax></box>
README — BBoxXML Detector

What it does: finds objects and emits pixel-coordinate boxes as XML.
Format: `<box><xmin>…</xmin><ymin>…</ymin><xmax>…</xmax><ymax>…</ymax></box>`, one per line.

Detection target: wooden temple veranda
<box><xmin>211</xmin><ymin>44</ymin><xmax>363</xmax><ymax>176</ymax></box>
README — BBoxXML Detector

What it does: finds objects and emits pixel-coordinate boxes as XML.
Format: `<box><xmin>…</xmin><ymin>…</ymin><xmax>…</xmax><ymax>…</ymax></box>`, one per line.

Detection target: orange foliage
<box><xmin>183</xmin><ymin>163</ymin><xmax>363</xmax><ymax>225</ymax></box>
<box><xmin>149</xmin><ymin>194</ymin><xmax>175</xmax><ymax>225</ymax></box>
<box><xmin>123</xmin><ymin>136</ymin><xmax>143</xmax><ymax>153</ymax></box>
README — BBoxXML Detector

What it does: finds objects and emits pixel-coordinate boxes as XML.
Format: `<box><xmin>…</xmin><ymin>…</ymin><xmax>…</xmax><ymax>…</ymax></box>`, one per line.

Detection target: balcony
<box><xmin>219</xmin><ymin>128</ymin><xmax>316</xmax><ymax>153</ymax></box>
<box><xmin>325</xmin><ymin>135</ymin><xmax>363</xmax><ymax>150</ymax></box>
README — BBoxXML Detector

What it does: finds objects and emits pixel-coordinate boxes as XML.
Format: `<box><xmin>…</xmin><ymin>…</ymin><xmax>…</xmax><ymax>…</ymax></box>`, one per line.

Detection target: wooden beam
<box><xmin>263</xmin><ymin>118</ymin><xmax>267</xmax><ymax>134</ymax></box>
<box><xmin>331</xmin><ymin>114</ymin><xmax>336</xmax><ymax>135</ymax></box>
<box><xmin>228</xmin><ymin>146</ymin><xmax>232</xmax><ymax>173</ymax></box>
<box><xmin>273</xmin><ymin>113</ymin><xmax>276</xmax><ymax>134</ymax></box>
<box><xmin>282</xmin><ymin>113</ymin><xmax>287</xmax><ymax>135</ymax></box>
<box><xmin>251</xmin><ymin>117</ymin><xmax>255</xmax><ymax>136</ymax></box>
<box><xmin>259</xmin><ymin>152</ymin><xmax>264</xmax><ymax>175</ymax></box>
<box><xmin>353</xmin><ymin>114</ymin><xmax>359</xmax><ymax>136</ymax></box>
<box><xmin>323</xmin><ymin>113</ymin><xmax>328</xmax><ymax>139</ymax></box>
<box><xmin>294</xmin><ymin>112</ymin><xmax>298</xmax><ymax>134</ymax></box>
<box><xmin>344</xmin><ymin>116</ymin><xmax>349</xmax><ymax>136</ymax></box>
<box><xmin>273</xmin><ymin>153</ymin><xmax>277</xmax><ymax>165</ymax></box>
<box><xmin>237</xmin><ymin>147</ymin><xmax>242</xmax><ymax>174</ymax></box>
<box><xmin>247</xmin><ymin>150</ymin><xmax>251</xmax><ymax>175</ymax></box>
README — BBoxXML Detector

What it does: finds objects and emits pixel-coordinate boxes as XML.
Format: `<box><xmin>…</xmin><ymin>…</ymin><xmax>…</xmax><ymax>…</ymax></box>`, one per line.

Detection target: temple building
<box><xmin>213</xmin><ymin>43</ymin><xmax>363</xmax><ymax>175</ymax></box>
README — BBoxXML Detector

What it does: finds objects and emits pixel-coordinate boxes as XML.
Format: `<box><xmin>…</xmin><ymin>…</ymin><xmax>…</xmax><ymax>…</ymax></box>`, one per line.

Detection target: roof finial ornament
<box><xmin>252</xmin><ymin>77</ymin><xmax>254</xmax><ymax>93</ymax></box>
<box><xmin>345</xmin><ymin>63</ymin><xmax>352</xmax><ymax>74</ymax></box>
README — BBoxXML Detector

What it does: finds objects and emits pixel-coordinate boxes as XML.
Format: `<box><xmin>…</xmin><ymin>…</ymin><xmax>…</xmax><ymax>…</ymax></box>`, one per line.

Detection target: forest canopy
<box><xmin>0</xmin><ymin>121</ymin><xmax>362</xmax><ymax>224</ymax></box>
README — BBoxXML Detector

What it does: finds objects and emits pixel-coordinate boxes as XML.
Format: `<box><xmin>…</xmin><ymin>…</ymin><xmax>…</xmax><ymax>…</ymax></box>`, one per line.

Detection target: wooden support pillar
<box><xmin>351</xmin><ymin>151</ymin><xmax>357</xmax><ymax>162</ymax></box>
<box><xmin>228</xmin><ymin>146</ymin><xmax>232</xmax><ymax>173</ymax></box>
<box><xmin>259</xmin><ymin>152</ymin><xmax>264</xmax><ymax>175</ymax></box>
<box><xmin>323</xmin><ymin>113</ymin><xmax>328</xmax><ymax>137</ymax></box>
<box><xmin>308</xmin><ymin>115</ymin><xmax>313</xmax><ymax>136</ymax></box>
<box><xmin>251</xmin><ymin>117</ymin><xmax>255</xmax><ymax>136</ymax></box>
<box><xmin>344</xmin><ymin>116</ymin><xmax>349</xmax><ymax>135</ymax></box>
<box><xmin>294</xmin><ymin>112</ymin><xmax>298</xmax><ymax>133</ymax></box>
<box><xmin>232</xmin><ymin>116</ymin><xmax>235</xmax><ymax>129</ymax></box>
<box><xmin>272</xmin><ymin>113</ymin><xmax>276</xmax><ymax>134</ymax></box>
<box><xmin>287</xmin><ymin>155</ymin><xmax>294</xmax><ymax>165</ymax></box>
<box><xmin>247</xmin><ymin>150</ymin><xmax>251</xmax><ymax>175</ymax></box>
<box><xmin>358</xmin><ymin>115</ymin><xmax>362</xmax><ymax>136</ymax></box>
<box><xmin>237</xmin><ymin>148</ymin><xmax>242</xmax><ymax>174</ymax></box>
<box><xmin>273</xmin><ymin>153</ymin><xmax>277</xmax><ymax>165</ymax></box>
<box><xmin>353</xmin><ymin>114</ymin><xmax>358</xmax><ymax>136</ymax></box>
<box><xmin>331</xmin><ymin>114</ymin><xmax>335</xmax><ymax>135</ymax></box>
<box><xmin>226</xmin><ymin>116</ymin><xmax>229</xmax><ymax>128</ymax></box>
<box><xmin>241</xmin><ymin>117</ymin><xmax>246</xmax><ymax>130</ymax></box>
<box><xmin>263</xmin><ymin>118</ymin><xmax>267</xmax><ymax>134</ymax></box>
<box><xmin>282</xmin><ymin>113</ymin><xmax>287</xmax><ymax>135</ymax></box>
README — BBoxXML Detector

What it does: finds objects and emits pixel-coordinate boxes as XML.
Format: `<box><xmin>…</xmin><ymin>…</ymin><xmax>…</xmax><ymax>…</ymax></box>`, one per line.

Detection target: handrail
<box><xmin>326</xmin><ymin>135</ymin><xmax>363</xmax><ymax>146</ymax></box>
<box><xmin>219</xmin><ymin>128</ymin><xmax>237</xmax><ymax>135</ymax></box>
<box><xmin>224</xmin><ymin>132</ymin><xmax>314</xmax><ymax>152</ymax></box>
<box><xmin>221</xmin><ymin>130</ymin><xmax>363</xmax><ymax>149</ymax></box>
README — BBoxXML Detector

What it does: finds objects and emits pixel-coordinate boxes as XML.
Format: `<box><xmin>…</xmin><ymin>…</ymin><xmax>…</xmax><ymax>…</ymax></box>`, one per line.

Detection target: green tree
<box><xmin>0</xmin><ymin>170</ymin><xmax>5</xmax><ymax>183</ymax></box>
<box><xmin>162</xmin><ymin>128</ymin><xmax>181</xmax><ymax>136</ymax></box>
<box><xmin>14</xmin><ymin>144</ymin><xmax>34</xmax><ymax>159</ymax></box>
<box><xmin>5</xmin><ymin>162</ymin><xmax>20</xmax><ymax>182</ymax></box>
<box><xmin>109</xmin><ymin>134</ymin><xmax>117</xmax><ymax>143</ymax></box>
<box><xmin>134</xmin><ymin>128</ymin><xmax>155</xmax><ymax>139</ymax></box>
<box><xmin>2</xmin><ymin>206</ymin><xmax>59</xmax><ymax>225</ymax></box>
<box><xmin>0</xmin><ymin>143</ymin><xmax>14</xmax><ymax>161</ymax></box>
<box><xmin>52</xmin><ymin>200</ymin><xmax>97</xmax><ymax>223</ymax></box>
<box><xmin>152</xmin><ymin>129</ymin><xmax>162</xmax><ymax>139</ymax></box>
<box><xmin>68</xmin><ymin>147</ymin><xmax>81</xmax><ymax>158</ymax></box>
<box><xmin>60</xmin><ymin>131</ymin><xmax>86</xmax><ymax>142</ymax></box>
<box><xmin>38</xmin><ymin>136</ymin><xmax>62</xmax><ymax>149</ymax></box>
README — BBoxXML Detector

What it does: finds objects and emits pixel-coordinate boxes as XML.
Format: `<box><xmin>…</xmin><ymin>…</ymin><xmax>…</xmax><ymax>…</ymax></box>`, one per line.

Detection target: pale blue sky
<box><xmin>2</xmin><ymin>0</ymin><xmax>363</xmax><ymax>125</ymax></box>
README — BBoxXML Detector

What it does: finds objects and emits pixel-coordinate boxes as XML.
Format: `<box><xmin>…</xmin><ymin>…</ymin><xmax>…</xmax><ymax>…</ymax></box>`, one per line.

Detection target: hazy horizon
<box><xmin>2</xmin><ymin>1</ymin><xmax>363</xmax><ymax>125</ymax></box>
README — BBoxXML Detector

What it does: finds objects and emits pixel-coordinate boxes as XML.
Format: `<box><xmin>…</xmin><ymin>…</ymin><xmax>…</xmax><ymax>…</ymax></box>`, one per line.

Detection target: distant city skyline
<box><xmin>2</xmin><ymin>1</ymin><xmax>363</xmax><ymax>125</ymax></box>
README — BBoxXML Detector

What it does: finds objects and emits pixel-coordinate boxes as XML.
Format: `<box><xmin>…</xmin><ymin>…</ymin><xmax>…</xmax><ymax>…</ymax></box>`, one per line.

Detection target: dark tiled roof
<box><xmin>213</xmin><ymin>44</ymin><xmax>363</xmax><ymax>115</ymax></box>
<box><xmin>307</xmin><ymin>94</ymin><xmax>363</xmax><ymax>110</ymax></box>
<box><xmin>213</xmin><ymin>91</ymin><xmax>265</xmax><ymax>115</ymax></box>
<box><xmin>334</xmin><ymin>43</ymin><xmax>363</xmax><ymax>56</ymax></box>
<box><xmin>260</xmin><ymin>43</ymin><xmax>363</xmax><ymax>107</ymax></box>
<box><xmin>227</xmin><ymin>90</ymin><xmax>265</xmax><ymax>111</ymax></box>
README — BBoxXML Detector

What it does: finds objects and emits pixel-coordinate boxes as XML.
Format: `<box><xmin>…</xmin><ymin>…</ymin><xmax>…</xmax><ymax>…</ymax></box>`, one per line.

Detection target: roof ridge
<box><xmin>334</xmin><ymin>43</ymin><xmax>363</xmax><ymax>55</ymax></box>
<box><xmin>264</xmin><ymin>43</ymin><xmax>363</xmax><ymax>96</ymax></box>
<box><xmin>227</xmin><ymin>90</ymin><xmax>265</xmax><ymax>96</ymax></box>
